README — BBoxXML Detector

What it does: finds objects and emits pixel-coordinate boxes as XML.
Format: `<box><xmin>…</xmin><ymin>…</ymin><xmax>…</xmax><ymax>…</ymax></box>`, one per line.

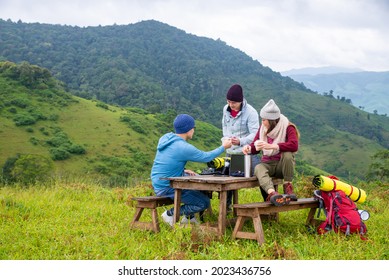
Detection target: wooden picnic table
<box><xmin>165</xmin><ymin>175</ymin><xmax>258</xmax><ymax>237</ymax></box>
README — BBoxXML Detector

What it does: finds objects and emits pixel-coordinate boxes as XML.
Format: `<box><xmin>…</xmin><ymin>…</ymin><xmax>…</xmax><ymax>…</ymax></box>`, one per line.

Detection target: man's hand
<box><xmin>184</xmin><ymin>169</ymin><xmax>198</xmax><ymax>176</ymax></box>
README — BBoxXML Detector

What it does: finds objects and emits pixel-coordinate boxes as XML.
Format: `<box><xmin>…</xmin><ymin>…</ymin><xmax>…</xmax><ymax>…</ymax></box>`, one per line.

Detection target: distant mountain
<box><xmin>282</xmin><ymin>66</ymin><xmax>364</xmax><ymax>76</ymax></box>
<box><xmin>283</xmin><ymin>69</ymin><xmax>389</xmax><ymax>115</ymax></box>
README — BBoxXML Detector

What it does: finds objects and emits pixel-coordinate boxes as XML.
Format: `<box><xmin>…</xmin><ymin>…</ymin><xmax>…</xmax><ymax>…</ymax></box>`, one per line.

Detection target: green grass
<box><xmin>1</xmin><ymin>177</ymin><xmax>387</xmax><ymax>260</ymax></box>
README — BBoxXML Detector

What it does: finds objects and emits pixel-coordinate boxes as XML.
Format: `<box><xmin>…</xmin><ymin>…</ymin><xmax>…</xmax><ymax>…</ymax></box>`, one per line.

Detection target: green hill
<box><xmin>0</xmin><ymin>61</ymin><xmax>225</xmax><ymax>185</ymax></box>
<box><xmin>0</xmin><ymin>19</ymin><xmax>388</xmax><ymax>181</ymax></box>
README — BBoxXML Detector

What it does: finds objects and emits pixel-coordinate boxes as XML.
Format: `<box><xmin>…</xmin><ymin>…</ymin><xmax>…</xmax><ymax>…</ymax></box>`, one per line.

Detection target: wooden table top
<box><xmin>164</xmin><ymin>175</ymin><xmax>258</xmax><ymax>191</ymax></box>
<box><xmin>165</xmin><ymin>175</ymin><xmax>257</xmax><ymax>183</ymax></box>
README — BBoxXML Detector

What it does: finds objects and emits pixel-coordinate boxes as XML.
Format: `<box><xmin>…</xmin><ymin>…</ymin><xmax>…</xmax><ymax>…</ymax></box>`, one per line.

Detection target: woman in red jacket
<box><xmin>242</xmin><ymin>99</ymin><xmax>300</xmax><ymax>206</ymax></box>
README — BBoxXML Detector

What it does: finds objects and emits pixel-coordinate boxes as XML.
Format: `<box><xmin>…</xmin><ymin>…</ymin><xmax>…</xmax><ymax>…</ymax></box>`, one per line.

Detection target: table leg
<box><xmin>218</xmin><ymin>190</ymin><xmax>227</xmax><ymax>236</ymax></box>
<box><xmin>233</xmin><ymin>189</ymin><xmax>239</xmax><ymax>216</ymax></box>
<box><xmin>173</xmin><ymin>189</ymin><xmax>182</xmax><ymax>224</ymax></box>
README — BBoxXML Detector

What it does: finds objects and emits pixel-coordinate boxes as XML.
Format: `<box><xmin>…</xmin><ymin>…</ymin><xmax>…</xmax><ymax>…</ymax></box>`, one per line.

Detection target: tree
<box><xmin>367</xmin><ymin>150</ymin><xmax>389</xmax><ymax>181</ymax></box>
<box><xmin>10</xmin><ymin>154</ymin><xmax>54</xmax><ymax>184</ymax></box>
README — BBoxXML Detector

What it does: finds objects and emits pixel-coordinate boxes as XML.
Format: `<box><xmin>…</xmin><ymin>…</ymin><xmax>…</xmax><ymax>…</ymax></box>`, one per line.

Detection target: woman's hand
<box><xmin>242</xmin><ymin>145</ymin><xmax>251</xmax><ymax>155</ymax></box>
<box><xmin>255</xmin><ymin>140</ymin><xmax>278</xmax><ymax>151</ymax></box>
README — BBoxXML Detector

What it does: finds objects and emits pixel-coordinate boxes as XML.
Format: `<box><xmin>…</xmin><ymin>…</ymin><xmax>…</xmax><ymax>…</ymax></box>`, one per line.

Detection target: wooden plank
<box><xmin>233</xmin><ymin>198</ymin><xmax>317</xmax><ymax>209</ymax></box>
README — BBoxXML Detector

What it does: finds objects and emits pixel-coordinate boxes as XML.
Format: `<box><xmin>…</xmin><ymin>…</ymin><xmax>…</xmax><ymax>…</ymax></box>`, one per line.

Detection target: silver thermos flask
<box><xmin>244</xmin><ymin>154</ymin><xmax>251</xmax><ymax>177</ymax></box>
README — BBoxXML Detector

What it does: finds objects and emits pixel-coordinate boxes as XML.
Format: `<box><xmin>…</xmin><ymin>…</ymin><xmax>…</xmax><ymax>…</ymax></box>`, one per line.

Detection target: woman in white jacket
<box><xmin>222</xmin><ymin>84</ymin><xmax>260</xmax><ymax>209</ymax></box>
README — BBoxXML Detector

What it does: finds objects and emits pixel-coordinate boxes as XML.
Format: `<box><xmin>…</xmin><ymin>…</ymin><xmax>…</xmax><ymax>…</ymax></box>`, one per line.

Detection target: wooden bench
<box><xmin>130</xmin><ymin>195</ymin><xmax>213</xmax><ymax>233</ymax></box>
<box><xmin>232</xmin><ymin>198</ymin><xmax>319</xmax><ymax>245</ymax></box>
<box><xmin>130</xmin><ymin>196</ymin><xmax>173</xmax><ymax>233</ymax></box>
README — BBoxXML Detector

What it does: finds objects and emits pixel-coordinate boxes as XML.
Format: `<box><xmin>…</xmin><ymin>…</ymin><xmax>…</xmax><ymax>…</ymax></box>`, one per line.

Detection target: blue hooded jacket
<box><xmin>151</xmin><ymin>132</ymin><xmax>225</xmax><ymax>195</ymax></box>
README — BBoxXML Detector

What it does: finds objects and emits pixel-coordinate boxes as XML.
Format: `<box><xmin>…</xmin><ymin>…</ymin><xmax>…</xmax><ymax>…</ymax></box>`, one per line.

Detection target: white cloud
<box><xmin>0</xmin><ymin>0</ymin><xmax>388</xmax><ymax>72</ymax></box>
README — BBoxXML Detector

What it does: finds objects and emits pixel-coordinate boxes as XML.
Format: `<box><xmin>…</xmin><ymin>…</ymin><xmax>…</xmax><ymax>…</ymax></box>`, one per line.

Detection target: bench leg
<box><xmin>151</xmin><ymin>208</ymin><xmax>160</xmax><ymax>233</ymax></box>
<box><xmin>232</xmin><ymin>216</ymin><xmax>247</xmax><ymax>239</ymax></box>
<box><xmin>131</xmin><ymin>207</ymin><xmax>159</xmax><ymax>232</ymax></box>
<box><xmin>131</xmin><ymin>207</ymin><xmax>144</xmax><ymax>226</ymax></box>
<box><xmin>306</xmin><ymin>207</ymin><xmax>317</xmax><ymax>225</ymax></box>
<box><xmin>252</xmin><ymin>215</ymin><xmax>265</xmax><ymax>245</ymax></box>
<box><xmin>232</xmin><ymin>214</ymin><xmax>265</xmax><ymax>245</ymax></box>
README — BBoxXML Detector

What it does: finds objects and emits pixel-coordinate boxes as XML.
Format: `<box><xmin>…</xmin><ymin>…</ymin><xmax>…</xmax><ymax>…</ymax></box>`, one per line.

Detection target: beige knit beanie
<box><xmin>260</xmin><ymin>99</ymin><xmax>281</xmax><ymax>120</ymax></box>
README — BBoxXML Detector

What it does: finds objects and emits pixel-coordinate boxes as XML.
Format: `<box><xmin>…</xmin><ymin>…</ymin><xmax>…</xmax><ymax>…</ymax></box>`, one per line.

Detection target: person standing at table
<box><xmin>242</xmin><ymin>99</ymin><xmax>299</xmax><ymax>206</ymax></box>
<box><xmin>151</xmin><ymin>114</ymin><xmax>232</xmax><ymax>226</ymax></box>
<box><xmin>222</xmin><ymin>84</ymin><xmax>260</xmax><ymax>210</ymax></box>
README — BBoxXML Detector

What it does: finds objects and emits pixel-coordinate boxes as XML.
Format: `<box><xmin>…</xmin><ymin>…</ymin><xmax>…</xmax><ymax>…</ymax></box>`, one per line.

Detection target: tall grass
<box><xmin>0</xmin><ymin>177</ymin><xmax>387</xmax><ymax>260</ymax></box>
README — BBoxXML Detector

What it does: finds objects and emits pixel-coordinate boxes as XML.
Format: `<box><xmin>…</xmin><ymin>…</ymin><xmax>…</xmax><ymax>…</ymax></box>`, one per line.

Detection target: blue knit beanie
<box><xmin>174</xmin><ymin>114</ymin><xmax>195</xmax><ymax>134</ymax></box>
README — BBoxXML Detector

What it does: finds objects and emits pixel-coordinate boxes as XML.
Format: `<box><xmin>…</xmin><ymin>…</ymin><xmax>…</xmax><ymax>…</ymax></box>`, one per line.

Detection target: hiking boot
<box><xmin>284</xmin><ymin>182</ymin><xmax>298</xmax><ymax>201</ymax></box>
<box><xmin>181</xmin><ymin>215</ymin><xmax>200</xmax><ymax>225</ymax></box>
<box><xmin>161</xmin><ymin>210</ymin><xmax>174</xmax><ymax>227</ymax></box>
<box><xmin>266</xmin><ymin>191</ymin><xmax>290</xmax><ymax>206</ymax></box>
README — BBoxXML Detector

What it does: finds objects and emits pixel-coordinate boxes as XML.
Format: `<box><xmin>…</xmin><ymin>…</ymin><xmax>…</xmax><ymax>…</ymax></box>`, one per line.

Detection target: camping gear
<box><xmin>312</xmin><ymin>175</ymin><xmax>366</xmax><ymax>203</ymax></box>
<box><xmin>314</xmin><ymin>189</ymin><xmax>368</xmax><ymax>236</ymax></box>
<box><xmin>229</xmin><ymin>154</ymin><xmax>245</xmax><ymax>177</ymax></box>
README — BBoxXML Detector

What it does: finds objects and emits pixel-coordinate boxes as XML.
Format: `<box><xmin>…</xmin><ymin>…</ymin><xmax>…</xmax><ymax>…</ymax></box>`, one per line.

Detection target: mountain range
<box><xmin>1</xmin><ymin>19</ymin><xmax>388</xmax><ymax>182</ymax></box>
<box><xmin>282</xmin><ymin>67</ymin><xmax>389</xmax><ymax>116</ymax></box>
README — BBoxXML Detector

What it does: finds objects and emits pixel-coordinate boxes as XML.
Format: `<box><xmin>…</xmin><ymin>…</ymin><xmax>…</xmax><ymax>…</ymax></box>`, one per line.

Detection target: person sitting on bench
<box><xmin>242</xmin><ymin>99</ymin><xmax>300</xmax><ymax>206</ymax></box>
<box><xmin>151</xmin><ymin>114</ymin><xmax>232</xmax><ymax>226</ymax></box>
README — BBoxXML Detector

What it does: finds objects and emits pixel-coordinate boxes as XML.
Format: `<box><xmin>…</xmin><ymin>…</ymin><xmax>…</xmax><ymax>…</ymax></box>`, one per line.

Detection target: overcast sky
<box><xmin>1</xmin><ymin>0</ymin><xmax>388</xmax><ymax>72</ymax></box>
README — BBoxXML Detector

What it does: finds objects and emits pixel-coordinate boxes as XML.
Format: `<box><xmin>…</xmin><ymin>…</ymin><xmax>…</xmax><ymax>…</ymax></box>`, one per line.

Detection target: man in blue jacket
<box><xmin>151</xmin><ymin>114</ymin><xmax>232</xmax><ymax>226</ymax></box>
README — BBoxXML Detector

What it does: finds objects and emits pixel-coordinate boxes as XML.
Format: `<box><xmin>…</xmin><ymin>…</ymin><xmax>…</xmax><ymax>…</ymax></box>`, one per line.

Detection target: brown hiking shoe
<box><xmin>266</xmin><ymin>191</ymin><xmax>290</xmax><ymax>206</ymax></box>
<box><xmin>284</xmin><ymin>182</ymin><xmax>298</xmax><ymax>201</ymax></box>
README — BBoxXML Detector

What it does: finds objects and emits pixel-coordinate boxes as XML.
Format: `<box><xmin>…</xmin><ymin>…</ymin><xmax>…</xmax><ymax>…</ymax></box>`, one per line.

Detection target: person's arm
<box><xmin>243</xmin><ymin>128</ymin><xmax>260</xmax><ymax>155</ymax></box>
<box><xmin>239</xmin><ymin>106</ymin><xmax>259</xmax><ymax>146</ymax></box>
<box><xmin>222</xmin><ymin>105</ymin><xmax>228</xmax><ymax>137</ymax></box>
<box><xmin>177</xmin><ymin>139</ymin><xmax>231</xmax><ymax>163</ymax></box>
<box><xmin>278</xmin><ymin>125</ymin><xmax>299</xmax><ymax>152</ymax></box>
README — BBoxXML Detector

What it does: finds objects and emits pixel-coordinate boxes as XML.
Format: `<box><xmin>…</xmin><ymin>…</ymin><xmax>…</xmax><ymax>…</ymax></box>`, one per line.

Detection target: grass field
<box><xmin>0</xmin><ymin>176</ymin><xmax>387</xmax><ymax>260</ymax></box>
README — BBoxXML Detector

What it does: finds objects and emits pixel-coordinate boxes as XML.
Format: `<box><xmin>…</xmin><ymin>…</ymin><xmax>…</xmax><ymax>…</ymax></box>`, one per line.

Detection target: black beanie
<box><xmin>226</xmin><ymin>84</ymin><xmax>243</xmax><ymax>102</ymax></box>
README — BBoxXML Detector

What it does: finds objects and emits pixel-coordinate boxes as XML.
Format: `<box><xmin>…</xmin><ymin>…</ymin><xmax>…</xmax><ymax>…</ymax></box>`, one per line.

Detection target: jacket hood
<box><xmin>157</xmin><ymin>132</ymin><xmax>183</xmax><ymax>151</ymax></box>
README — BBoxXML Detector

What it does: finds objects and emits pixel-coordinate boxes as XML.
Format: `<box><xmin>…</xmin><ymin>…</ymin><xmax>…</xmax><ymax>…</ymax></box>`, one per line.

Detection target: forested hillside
<box><xmin>0</xmin><ymin>18</ymin><xmax>304</xmax><ymax>125</ymax></box>
<box><xmin>1</xmin><ymin>19</ymin><xmax>388</xmax><ymax>180</ymax></box>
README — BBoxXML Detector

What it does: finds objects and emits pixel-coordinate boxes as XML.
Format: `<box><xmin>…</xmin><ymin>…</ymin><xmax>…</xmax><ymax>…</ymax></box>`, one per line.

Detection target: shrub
<box><xmin>2</xmin><ymin>154</ymin><xmax>54</xmax><ymax>184</ymax></box>
<box><xmin>29</xmin><ymin>137</ymin><xmax>39</xmax><ymax>145</ymax></box>
<box><xmin>1</xmin><ymin>154</ymin><xmax>20</xmax><ymax>183</ymax></box>
<box><xmin>8</xmin><ymin>107</ymin><xmax>17</xmax><ymax>114</ymax></box>
<box><xmin>10</xmin><ymin>97</ymin><xmax>30</xmax><ymax>108</ymax></box>
<box><xmin>48</xmin><ymin>114</ymin><xmax>59</xmax><ymax>121</ymax></box>
<box><xmin>68</xmin><ymin>144</ymin><xmax>86</xmax><ymax>155</ymax></box>
<box><xmin>49</xmin><ymin>147</ymin><xmax>71</xmax><ymax>160</ymax></box>
<box><xmin>13</xmin><ymin>113</ymin><xmax>36</xmax><ymax>126</ymax></box>
<box><xmin>96</xmin><ymin>102</ymin><xmax>109</xmax><ymax>110</ymax></box>
<box><xmin>46</xmin><ymin>133</ymin><xmax>70</xmax><ymax>147</ymax></box>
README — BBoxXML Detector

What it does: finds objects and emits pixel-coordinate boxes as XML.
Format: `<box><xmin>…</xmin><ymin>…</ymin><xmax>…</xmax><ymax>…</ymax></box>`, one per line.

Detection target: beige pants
<box><xmin>253</xmin><ymin>152</ymin><xmax>295</xmax><ymax>193</ymax></box>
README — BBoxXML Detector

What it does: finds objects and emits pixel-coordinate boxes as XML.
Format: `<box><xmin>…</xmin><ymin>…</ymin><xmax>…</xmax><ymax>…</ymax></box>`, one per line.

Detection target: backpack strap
<box><xmin>345</xmin><ymin>224</ymin><xmax>350</xmax><ymax>235</ymax></box>
<box><xmin>326</xmin><ymin>193</ymin><xmax>334</xmax><ymax>229</ymax></box>
<box><xmin>314</xmin><ymin>190</ymin><xmax>325</xmax><ymax>218</ymax></box>
<box><xmin>330</xmin><ymin>178</ymin><xmax>337</xmax><ymax>191</ymax></box>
